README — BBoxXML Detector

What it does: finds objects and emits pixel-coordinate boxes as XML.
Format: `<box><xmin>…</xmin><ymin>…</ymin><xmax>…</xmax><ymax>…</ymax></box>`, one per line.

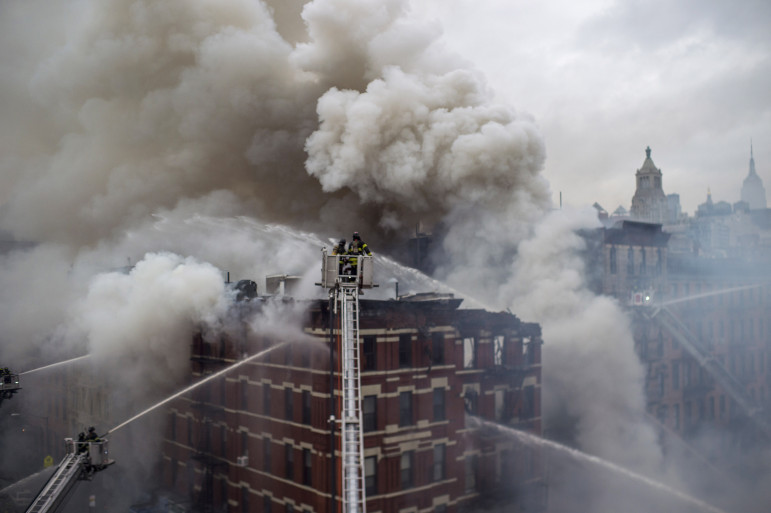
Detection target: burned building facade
<box><xmin>161</xmin><ymin>294</ymin><xmax>545</xmax><ymax>513</ymax></box>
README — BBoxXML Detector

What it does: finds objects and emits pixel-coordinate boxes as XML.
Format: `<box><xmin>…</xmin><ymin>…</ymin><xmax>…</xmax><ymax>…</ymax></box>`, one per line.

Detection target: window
<box><xmin>493</xmin><ymin>335</ymin><xmax>504</xmax><ymax>366</ymax></box>
<box><xmin>400</xmin><ymin>451</ymin><xmax>414</xmax><ymax>489</ymax></box>
<box><xmin>365</xmin><ymin>456</ymin><xmax>377</xmax><ymax>495</ymax></box>
<box><xmin>640</xmin><ymin>248</ymin><xmax>647</xmax><ymax>274</ymax></box>
<box><xmin>672</xmin><ymin>362</ymin><xmax>679</xmax><ymax>390</ymax></box>
<box><xmin>187</xmin><ymin>417</ymin><xmax>193</xmax><ymax>444</ymax></box>
<box><xmin>263</xmin><ymin>438</ymin><xmax>271</xmax><ymax>472</ymax></box>
<box><xmin>609</xmin><ymin>246</ymin><xmax>617</xmax><ymax>274</ymax></box>
<box><xmin>433</xmin><ymin>444</ymin><xmax>446</xmax><ymax>482</ymax></box>
<box><xmin>494</xmin><ymin>389</ymin><xmax>505</xmax><ymax>421</ymax></box>
<box><xmin>523</xmin><ymin>386</ymin><xmax>534</xmax><ymax>418</ymax></box>
<box><xmin>363</xmin><ymin>336</ymin><xmax>376</xmax><ymax>371</ymax></box>
<box><xmin>285</xmin><ymin>444</ymin><xmax>294</xmax><ymax>480</ymax></box>
<box><xmin>363</xmin><ymin>396</ymin><xmax>377</xmax><ymax>432</ymax></box>
<box><xmin>399</xmin><ymin>334</ymin><xmax>412</xmax><ymax>367</ymax></box>
<box><xmin>431</xmin><ymin>333</ymin><xmax>445</xmax><ymax>365</ymax></box>
<box><xmin>433</xmin><ymin>388</ymin><xmax>445</xmax><ymax>421</ymax></box>
<box><xmin>264</xmin><ymin>496</ymin><xmax>272</xmax><ymax>513</ymax></box>
<box><xmin>240</xmin><ymin>379</ymin><xmax>248</xmax><ymax>409</ymax></box>
<box><xmin>465</xmin><ymin>455</ymin><xmax>477</xmax><ymax>493</ymax></box>
<box><xmin>463</xmin><ymin>388</ymin><xmax>478</xmax><ymax>415</ymax></box>
<box><xmin>302</xmin><ymin>390</ymin><xmax>311</xmax><ymax>425</ymax></box>
<box><xmin>463</xmin><ymin>337</ymin><xmax>476</xmax><ymax>368</ymax></box>
<box><xmin>303</xmin><ymin>449</ymin><xmax>312</xmax><ymax>486</ymax></box>
<box><xmin>263</xmin><ymin>384</ymin><xmax>271</xmax><ymax>415</ymax></box>
<box><xmin>627</xmin><ymin>247</ymin><xmax>634</xmax><ymax>275</ymax></box>
<box><xmin>285</xmin><ymin>388</ymin><xmax>293</xmax><ymax>421</ymax></box>
<box><xmin>241</xmin><ymin>486</ymin><xmax>249</xmax><ymax>513</ymax></box>
<box><xmin>286</xmin><ymin>504</ymin><xmax>294</xmax><ymax>513</ymax></box>
<box><xmin>399</xmin><ymin>391</ymin><xmax>413</xmax><ymax>426</ymax></box>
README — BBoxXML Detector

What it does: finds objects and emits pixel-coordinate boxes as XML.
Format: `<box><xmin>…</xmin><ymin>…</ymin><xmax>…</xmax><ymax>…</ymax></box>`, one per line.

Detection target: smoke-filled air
<box><xmin>0</xmin><ymin>0</ymin><xmax>763</xmax><ymax>512</ymax></box>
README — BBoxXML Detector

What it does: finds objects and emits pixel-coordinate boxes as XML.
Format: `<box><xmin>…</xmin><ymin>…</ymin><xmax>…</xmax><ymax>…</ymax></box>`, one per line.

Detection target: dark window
<box><xmin>302</xmin><ymin>390</ymin><xmax>311</xmax><ymax>425</ymax></box>
<box><xmin>610</xmin><ymin>246</ymin><xmax>617</xmax><ymax>274</ymax></box>
<box><xmin>241</xmin><ymin>431</ymin><xmax>248</xmax><ymax>457</ymax></box>
<box><xmin>241</xmin><ymin>487</ymin><xmax>249</xmax><ymax>513</ymax></box>
<box><xmin>170</xmin><ymin>413</ymin><xmax>176</xmax><ymax>439</ymax></box>
<box><xmin>672</xmin><ymin>362</ymin><xmax>680</xmax><ymax>390</ymax></box>
<box><xmin>523</xmin><ymin>386</ymin><xmax>534</xmax><ymax>418</ymax></box>
<box><xmin>399</xmin><ymin>334</ymin><xmax>412</xmax><ymax>368</ymax></box>
<box><xmin>363</xmin><ymin>336</ymin><xmax>376</xmax><ymax>371</ymax></box>
<box><xmin>303</xmin><ymin>449</ymin><xmax>312</xmax><ymax>486</ymax></box>
<box><xmin>365</xmin><ymin>456</ymin><xmax>377</xmax><ymax>495</ymax></box>
<box><xmin>399</xmin><ymin>391</ymin><xmax>413</xmax><ymax>426</ymax></box>
<box><xmin>433</xmin><ymin>388</ymin><xmax>445</xmax><ymax>421</ymax></box>
<box><xmin>363</xmin><ymin>396</ymin><xmax>377</xmax><ymax>432</ymax></box>
<box><xmin>627</xmin><ymin>247</ymin><xmax>634</xmax><ymax>275</ymax></box>
<box><xmin>431</xmin><ymin>333</ymin><xmax>445</xmax><ymax>365</ymax></box>
<box><xmin>463</xmin><ymin>388</ymin><xmax>478</xmax><ymax>415</ymax></box>
<box><xmin>263</xmin><ymin>438</ymin><xmax>271</xmax><ymax>472</ymax></box>
<box><xmin>263</xmin><ymin>384</ymin><xmax>271</xmax><ymax>415</ymax></box>
<box><xmin>285</xmin><ymin>444</ymin><xmax>294</xmax><ymax>480</ymax></box>
<box><xmin>285</xmin><ymin>388</ymin><xmax>293</xmax><ymax>421</ymax></box>
<box><xmin>465</xmin><ymin>455</ymin><xmax>477</xmax><ymax>492</ymax></box>
<box><xmin>187</xmin><ymin>417</ymin><xmax>193</xmax><ymax>445</ymax></box>
<box><xmin>640</xmin><ymin>248</ymin><xmax>647</xmax><ymax>274</ymax></box>
<box><xmin>433</xmin><ymin>444</ymin><xmax>446</xmax><ymax>481</ymax></box>
<box><xmin>286</xmin><ymin>504</ymin><xmax>294</xmax><ymax>513</ymax></box>
<box><xmin>264</xmin><ymin>495</ymin><xmax>272</xmax><ymax>513</ymax></box>
<box><xmin>400</xmin><ymin>451</ymin><xmax>414</xmax><ymax>489</ymax></box>
<box><xmin>221</xmin><ymin>424</ymin><xmax>227</xmax><ymax>455</ymax></box>
<box><xmin>240</xmin><ymin>379</ymin><xmax>248</xmax><ymax>409</ymax></box>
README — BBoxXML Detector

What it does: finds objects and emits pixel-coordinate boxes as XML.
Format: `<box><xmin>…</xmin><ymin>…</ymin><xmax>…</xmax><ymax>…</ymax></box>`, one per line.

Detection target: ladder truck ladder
<box><xmin>339</xmin><ymin>283</ymin><xmax>365</xmax><ymax>513</ymax></box>
<box><xmin>25</xmin><ymin>438</ymin><xmax>115</xmax><ymax>513</ymax></box>
<box><xmin>319</xmin><ymin>248</ymin><xmax>374</xmax><ymax>513</ymax></box>
<box><xmin>648</xmin><ymin>305</ymin><xmax>771</xmax><ymax>439</ymax></box>
<box><xmin>25</xmin><ymin>452</ymin><xmax>84</xmax><ymax>513</ymax></box>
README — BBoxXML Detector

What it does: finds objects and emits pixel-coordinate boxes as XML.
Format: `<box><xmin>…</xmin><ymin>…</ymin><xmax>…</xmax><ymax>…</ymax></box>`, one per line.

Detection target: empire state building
<box><xmin>741</xmin><ymin>143</ymin><xmax>767</xmax><ymax>210</ymax></box>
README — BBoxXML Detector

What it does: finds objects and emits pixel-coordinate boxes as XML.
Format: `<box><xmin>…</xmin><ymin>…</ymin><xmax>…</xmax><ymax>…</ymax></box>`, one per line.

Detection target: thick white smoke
<box><xmin>0</xmin><ymin>0</ymin><xmax>726</xmax><ymax>511</ymax></box>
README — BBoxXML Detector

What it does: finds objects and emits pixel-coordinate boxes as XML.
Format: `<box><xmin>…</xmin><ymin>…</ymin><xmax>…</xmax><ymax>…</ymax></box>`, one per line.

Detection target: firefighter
<box><xmin>332</xmin><ymin>239</ymin><xmax>351</xmax><ymax>277</ymax></box>
<box><xmin>86</xmin><ymin>426</ymin><xmax>100</xmax><ymax>442</ymax></box>
<box><xmin>347</xmin><ymin>232</ymin><xmax>372</xmax><ymax>279</ymax></box>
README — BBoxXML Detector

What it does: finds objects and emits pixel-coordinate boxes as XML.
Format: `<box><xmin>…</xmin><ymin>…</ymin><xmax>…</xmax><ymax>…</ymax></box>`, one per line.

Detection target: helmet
<box><xmin>88</xmin><ymin>426</ymin><xmax>96</xmax><ymax>433</ymax></box>
<box><xmin>352</xmin><ymin>232</ymin><xmax>361</xmax><ymax>240</ymax></box>
<box><xmin>339</xmin><ymin>239</ymin><xmax>346</xmax><ymax>245</ymax></box>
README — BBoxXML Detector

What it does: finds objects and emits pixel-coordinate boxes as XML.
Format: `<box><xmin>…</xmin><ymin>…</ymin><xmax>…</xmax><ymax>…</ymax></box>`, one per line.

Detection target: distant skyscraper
<box><xmin>741</xmin><ymin>143</ymin><xmax>767</xmax><ymax>210</ymax></box>
<box><xmin>630</xmin><ymin>146</ymin><xmax>668</xmax><ymax>223</ymax></box>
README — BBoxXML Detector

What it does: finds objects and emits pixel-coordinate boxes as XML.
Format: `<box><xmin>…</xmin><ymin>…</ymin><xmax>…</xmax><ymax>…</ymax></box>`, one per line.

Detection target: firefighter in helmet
<box><xmin>347</xmin><ymin>232</ymin><xmax>372</xmax><ymax>280</ymax></box>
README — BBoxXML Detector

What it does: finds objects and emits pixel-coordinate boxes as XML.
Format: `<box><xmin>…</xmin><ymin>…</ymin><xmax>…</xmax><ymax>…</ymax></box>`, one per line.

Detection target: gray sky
<box><xmin>418</xmin><ymin>0</ymin><xmax>771</xmax><ymax>215</ymax></box>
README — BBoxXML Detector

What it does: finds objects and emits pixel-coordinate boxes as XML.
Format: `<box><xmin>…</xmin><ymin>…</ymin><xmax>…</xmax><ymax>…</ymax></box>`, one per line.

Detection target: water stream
<box><xmin>470</xmin><ymin>417</ymin><xmax>730</xmax><ymax>513</ymax></box>
<box><xmin>19</xmin><ymin>354</ymin><xmax>90</xmax><ymax>375</ymax></box>
<box><xmin>106</xmin><ymin>342</ymin><xmax>287</xmax><ymax>435</ymax></box>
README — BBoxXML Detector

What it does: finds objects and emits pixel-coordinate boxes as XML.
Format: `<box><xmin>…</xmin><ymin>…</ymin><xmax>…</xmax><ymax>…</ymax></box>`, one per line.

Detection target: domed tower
<box><xmin>630</xmin><ymin>146</ymin><xmax>668</xmax><ymax>223</ymax></box>
<box><xmin>741</xmin><ymin>143</ymin><xmax>767</xmax><ymax>210</ymax></box>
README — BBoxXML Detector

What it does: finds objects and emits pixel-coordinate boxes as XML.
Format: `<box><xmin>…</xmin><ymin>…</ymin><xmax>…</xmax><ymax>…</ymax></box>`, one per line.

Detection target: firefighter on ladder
<box><xmin>347</xmin><ymin>232</ymin><xmax>372</xmax><ymax>283</ymax></box>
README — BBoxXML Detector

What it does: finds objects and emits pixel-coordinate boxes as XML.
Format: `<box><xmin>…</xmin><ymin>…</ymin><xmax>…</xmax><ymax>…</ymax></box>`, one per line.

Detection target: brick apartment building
<box><xmin>592</xmin><ymin>220</ymin><xmax>771</xmax><ymax>455</ymax></box>
<box><xmin>162</xmin><ymin>293</ymin><xmax>546</xmax><ymax>513</ymax></box>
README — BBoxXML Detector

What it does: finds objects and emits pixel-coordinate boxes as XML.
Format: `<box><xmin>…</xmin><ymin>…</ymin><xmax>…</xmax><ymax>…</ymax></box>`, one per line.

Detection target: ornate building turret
<box><xmin>630</xmin><ymin>146</ymin><xmax>668</xmax><ymax>223</ymax></box>
<box><xmin>741</xmin><ymin>142</ymin><xmax>767</xmax><ymax>210</ymax></box>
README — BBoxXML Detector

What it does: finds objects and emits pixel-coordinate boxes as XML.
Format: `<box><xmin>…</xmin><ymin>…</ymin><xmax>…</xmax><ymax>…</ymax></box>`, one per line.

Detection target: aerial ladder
<box><xmin>24</xmin><ymin>435</ymin><xmax>114</xmax><ymax>513</ymax></box>
<box><xmin>319</xmin><ymin>248</ymin><xmax>375</xmax><ymax>513</ymax></box>
<box><xmin>0</xmin><ymin>369</ymin><xmax>21</xmax><ymax>407</ymax></box>
<box><xmin>631</xmin><ymin>291</ymin><xmax>771</xmax><ymax>440</ymax></box>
